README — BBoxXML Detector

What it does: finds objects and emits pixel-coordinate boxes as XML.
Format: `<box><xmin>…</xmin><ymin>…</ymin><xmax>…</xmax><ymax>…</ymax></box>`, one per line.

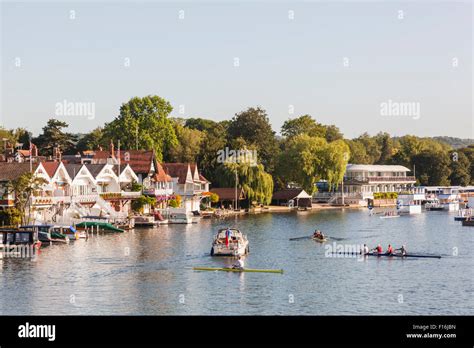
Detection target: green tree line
<box><xmin>2</xmin><ymin>95</ymin><xmax>472</xmax><ymax>205</ymax></box>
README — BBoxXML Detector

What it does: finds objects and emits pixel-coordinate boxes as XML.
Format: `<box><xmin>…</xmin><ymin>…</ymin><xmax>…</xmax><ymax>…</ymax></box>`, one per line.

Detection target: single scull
<box><xmin>193</xmin><ymin>267</ymin><xmax>284</xmax><ymax>274</ymax></box>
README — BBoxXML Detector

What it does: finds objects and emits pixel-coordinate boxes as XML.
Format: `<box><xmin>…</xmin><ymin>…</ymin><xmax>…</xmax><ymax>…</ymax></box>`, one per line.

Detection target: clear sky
<box><xmin>1</xmin><ymin>1</ymin><xmax>472</xmax><ymax>138</ymax></box>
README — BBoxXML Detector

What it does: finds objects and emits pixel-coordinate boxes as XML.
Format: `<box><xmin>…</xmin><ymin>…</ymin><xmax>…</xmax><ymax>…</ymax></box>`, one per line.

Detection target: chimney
<box><xmin>32</xmin><ymin>144</ymin><xmax>38</xmax><ymax>158</ymax></box>
<box><xmin>110</xmin><ymin>140</ymin><xmax>115</xmax><ymax>158</ymax></box>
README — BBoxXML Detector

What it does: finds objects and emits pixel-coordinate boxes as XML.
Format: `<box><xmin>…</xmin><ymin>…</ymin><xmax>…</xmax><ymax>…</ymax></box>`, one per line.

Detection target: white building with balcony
<box><xmin>343</xmin><ymin>164</ymin><xmax>416</xmax><ymax>197</ymax></box>
<box><xmin>162</xmin><ymin>163</ymin><xmax>210</xmax><ymax>214</ymax></box>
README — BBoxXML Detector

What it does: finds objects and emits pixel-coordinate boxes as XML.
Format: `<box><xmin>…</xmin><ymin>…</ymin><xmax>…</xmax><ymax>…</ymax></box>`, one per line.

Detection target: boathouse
<box><xmin>210</xmin><ymin>187</ymin><xmax>246</xmax><ymax>209</ymax></box>
<box><xmin>272</xmin><ymin>189</ymin><xmax>312</xmax><ymax>208</ymax></box>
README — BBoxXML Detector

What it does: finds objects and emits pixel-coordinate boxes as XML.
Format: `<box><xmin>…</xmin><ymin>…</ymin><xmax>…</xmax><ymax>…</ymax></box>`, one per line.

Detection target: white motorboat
<box><xmin>210</xmin><ymin>228</ymin><xmax>249</xmax><ymax>256</ymax></box>
<box><xmin>168</xmin><ymin>213</ymin><xmax>193</xmax><ymax>224</ymax></box>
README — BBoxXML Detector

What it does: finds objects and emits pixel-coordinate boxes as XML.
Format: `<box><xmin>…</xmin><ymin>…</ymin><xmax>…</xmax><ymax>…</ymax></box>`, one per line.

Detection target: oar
<box><xmin>289</xmin><ymin>235</ymin><xmax>313</xmax><ymax>241</ymax></box>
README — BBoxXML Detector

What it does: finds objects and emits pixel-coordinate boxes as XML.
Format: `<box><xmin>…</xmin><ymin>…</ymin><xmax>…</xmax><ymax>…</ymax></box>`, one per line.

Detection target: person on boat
<box><xmin>360</xmin><ymin>244</ymin><xmax>369</xmax><ymax>255</ymax></box>
<box><xmin>225</xmin><ymin>228</ymin><xmax>231</xmax><ymax>247</ymax></box>
<box><xmin>313</xmin><ymin>230</ymin><xmax>324</xmax><ymax>240</ymax></box>
<box><xmin>232</xmin><ymin>256</ymin><xmax>245</xmax><ymax>270</ymax></box>
<box><xmin>387</xmin><ymin>244</ymin><xmax>394</xmax><ymax>255</ymax></box>
<box><xmin>371</xmin><ymin>244</ymin><xmax>383</xmax><ymax>254</ymax></box>
<box><xmin>395</xmin><ymin>245</ymin><xmax>407</xmax><ymax>256</ymax></box>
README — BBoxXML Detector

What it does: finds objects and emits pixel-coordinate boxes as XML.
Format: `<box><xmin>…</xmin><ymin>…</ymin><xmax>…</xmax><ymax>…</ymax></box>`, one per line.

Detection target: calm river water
<box><xmin>1</xmin><ymin>209</ymin><xmax>473</xmax><ymax>315</ymax></box>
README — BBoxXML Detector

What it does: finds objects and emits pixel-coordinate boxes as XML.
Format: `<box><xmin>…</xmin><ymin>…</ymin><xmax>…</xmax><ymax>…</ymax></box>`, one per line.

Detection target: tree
<box><xmin>449</xmin><ymin>151</ymin><xmax>471</xmax><ymax>186</ymax></box>
<box><xmin>281</xmin><ymin>114</ymin><xmax>342</xmax><ymax>142</ymax></box>
<box><xmin>102</xmin><ymin>95</ymin><xmax>178</xmax><ymax>161</ymax></box>
<box><xmin>75</xmin><ymin>127</ymin><xmax>108</xmax><ymax>152</ymax></box>
<box><xmin>227</xmin><ymin>107</ymin><xmax>278</xmax><ymax>172</ymax></box>
<box><xmin>345</xmin><ymin>139</ymin><xmax>370</xmax><ymax>164</ymax></box>
<box><xmin>276</xmin><ymin>135</ymin><xmax>349</xmax><ymax>193</ymax></box>
<box><xmin>0</xmin><ymin>207</ymin><xmax>22</xmax><ymax>227</ymax></box>
<box><xmin>354</xmin><ymin>133</ymin><xmax>381</xmax><ymax>164</ymax></box>
<box><xmin>0</xmin><ymin>127</ymin><xmax>16</xmax><ymax>154</ymax></box>
<box><xmin>185</xmin><ymin>118</ymin><xmax>218</xmax><ymax>132</ymax></box>
<box><xmin>458</xmin><ymin>145</ymin><xmax>474</xmax><ymax>184</ymax></box>
<box><xmin>276</xmin><ymin>134</ymin><xmax>327</xmax><ymax>193</ymax></box>
<box><xmin>374</xmin><ymin>132</ymin><xmax>394</xmax><ymax>164</ymax></box>
<box><xmin>197</xmin><ymin>122</ymin><xmax>228</xmax><ymax>184</ymax></box>
<box><xmin>34</xmin><ymin>119</ymin><xmax>76</xmax><ymax>156</ymax></box>
<box><xmin>6</xmin><ymin>172</ymin><xmax>48</xmax><ymax>225</ymax></box>
<box><xmin>215</xmin><ymin>161</ymin><xmax>274</xmax><ymax>205</ymax></box>
<box><xmin>320</xmin><ymin>139</ymin><xmax>350</xmax><ymax>190</ymax></box>
<box><xmin>13</xmin><ymin>128</ymin><xmax>32</xmax><ymax>149</ymax></box>
<box><xmin>166</xmin><ymin>121</ymin><xmax>204</xmax><ymax>163</ymax></box>
<box><xmin>412</xmin><ymin>151</ymin><xmax>451</xmax><ymax>186</ymax></box>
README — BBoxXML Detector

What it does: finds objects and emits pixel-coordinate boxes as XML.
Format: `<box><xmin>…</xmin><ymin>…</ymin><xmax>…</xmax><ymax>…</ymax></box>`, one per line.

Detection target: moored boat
<box><xmin>0</xmin><ymin>228</ymin><xmax>42</xmax><ymax>255</ymax></box>
<box><xmin>210</xmin><ymin>228</ymin><xmax>249</xmax><ymax>256</ymax></box>
<box><xmin>75</xmin><ymin>221</ymin><xmax>124</xmax><ymax>232</ymax></box>
<box><xmin>21</xmin><ymin>225</ymin><xmax>70</xmax><ymax>244</ymax></box>
<box><xmin>168</xmin><ymin>212</ymin><xmax>193</xmax><ymax>224</ymax></box>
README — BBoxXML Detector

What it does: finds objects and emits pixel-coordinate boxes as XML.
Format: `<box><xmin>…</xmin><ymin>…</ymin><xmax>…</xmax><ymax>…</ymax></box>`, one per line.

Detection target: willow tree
<box><xmin>215</xmin><ymin>161</ymin><xmax>274</xmax><ymax>206</ymax></box>
<box><xmin>320</xmin><ymin>139</ymin><xmax>350</xmax><ymax>190</ymax></box>
<box><xmin>276</xmin><ymin>134</ymin><xmax>327</xmax><ymax>193</ymax></box>
<box><xmin>276</xmin><ymin>135</ymin><xmax>349</xmax><ymax>193</ymax></box>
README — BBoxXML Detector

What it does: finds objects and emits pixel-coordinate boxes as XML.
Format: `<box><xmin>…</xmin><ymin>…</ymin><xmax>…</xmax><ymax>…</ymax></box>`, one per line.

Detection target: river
<box><xmin>0</xmin><ymin>209</ymin><xmax>473</xmax><ymax>315</ymax></box>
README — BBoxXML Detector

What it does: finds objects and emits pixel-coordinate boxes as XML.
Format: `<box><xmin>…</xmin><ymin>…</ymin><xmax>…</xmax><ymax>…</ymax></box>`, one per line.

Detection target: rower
<box><xmin>387</xmin><ymin>244</ymin><xmax>393</xmax><ymax>255</ymax></box>
<box><xmin>371</xmin><ymin>244</ymin><xmax>383</xmax><ymax>254</ymax></box>
<box><xmin>313</xmin><ymin>230</ymin><xmax>322</xmax><ymax>239</ymax></box>
<box><xmin>360</xmin><ymin>244</ymin><xmax>369</xmax><ymax>255</ymax></box>
<box><xmin>232</xmin><ymin>256</ymin><xmax>245</xmax><ymax>270</ymax></box>
<box><xmin>395</xmin><ymin>245</ymin><xmax>407</xmax><ymax>256</ymax></box>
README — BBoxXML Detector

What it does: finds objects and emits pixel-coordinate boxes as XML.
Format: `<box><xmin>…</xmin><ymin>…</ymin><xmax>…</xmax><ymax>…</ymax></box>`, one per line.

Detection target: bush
<box><xmin>131</xmin><ymin>195</ymin><xmax>156</xmax><ymax>213</ymax></box>
<box><xmin>373</xmin><ymin>192</ymin><xmax>398</xmax><ymax>200</ymax></box>
<box><xmin>210</xmin><ymin>193</ymin><xmax>219</xmax><ymax>204</ymax></box>
<box><xmin>0</xmin><ymin>207</ymin><xmax>22</xmax><ymax>226</ymax></box>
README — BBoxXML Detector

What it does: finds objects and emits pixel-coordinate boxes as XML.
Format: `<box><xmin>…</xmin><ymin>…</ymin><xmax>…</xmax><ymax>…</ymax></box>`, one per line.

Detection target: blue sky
<box><xmin>1</xmin><ymin>1</ymin><xmax>472</xmax><ymax>138</ymax></box>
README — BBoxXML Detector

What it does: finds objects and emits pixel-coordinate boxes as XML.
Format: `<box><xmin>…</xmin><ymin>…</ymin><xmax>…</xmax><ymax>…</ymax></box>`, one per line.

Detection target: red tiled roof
<box><xmin>154</xmin><ymin>162</ymin><xmax>172</xmax><ymax>182</ymax></box>
<box><xmin>41</xmin><ymin>162</ymin><xmax>60</xmax><ymax>178</ymax></box>
<box><xmin>17</xmin><ymin>150</ymin><xmax>30</xmax><ymax>156</ymax></box>
<box><xmin>210</xmin><ymin>188</ymin><xmax>246</xmax><ymax>201</ymax></box>
<box><xmin>162</xmin><ymin>163</ymin><xmax>191</xmax><ymax>184</ymax></box>
<box><xmin>199</xmin><ymin>174</ymin><xmax>210</xmax><ymax>183</ymax></box>
<box><xmin>0</xmin><ymin>163</ymin><xmax>40</xmax><ymax>181</ymax></box>
<box><xmin>92</xmin><ymin>150</ymin><xmax>154</xmax><ymax>175</ymax></box>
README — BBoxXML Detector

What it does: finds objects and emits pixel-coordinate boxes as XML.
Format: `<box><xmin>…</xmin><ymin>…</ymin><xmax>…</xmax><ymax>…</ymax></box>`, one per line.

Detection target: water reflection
<box><xmin>0</xmin><ymin>209</ymin><xmax>473</xmax><ymax>315</ymax></box>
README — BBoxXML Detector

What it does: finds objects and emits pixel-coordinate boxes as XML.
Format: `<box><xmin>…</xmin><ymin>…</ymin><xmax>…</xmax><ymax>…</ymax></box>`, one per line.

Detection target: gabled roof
<box><xmin>92</xmin><ymin>150</ymin><xmax>154</xmax><ymax>175</ymax></box>
<box><xmin>41</xmin><ymin>162</ymin><xmax>60</xmax><ymax>178</ymax></box>
<box><xmin>272</xmin><ymin>188</ymin><xmax>312</xmax><ymax>200</ymax></box>
<box><xmin>162</xmin><ymin>163</ymin><xmax>192</xmax><ymax>184</ymax></box>
<box><xmin>0</xmin><ymin>163</ymin><xmax>40</xmax><ymax>181</ymax></box>
<box><xmin>63</xmin><ymin>164</ymin><xmax>84</xmax><ymax>180</ymax></box>
<box><xmin>210</xmin><ymin>187</ymin><xmax>246</xmax><ymax>201</ymax></box>
<box><xmin>154</xmin><ymin>162</ymin><xmax>172</xmax><ymax>182</ymax></box>
<box><xmin>84</xmin><ymin>164</ymin><xmax>107</xmax><ymax>178</ymax></box>
<box><xmin>199</xmin><ymin>174</ymin><xmax>210</xmax><ymax>183</ymax></box>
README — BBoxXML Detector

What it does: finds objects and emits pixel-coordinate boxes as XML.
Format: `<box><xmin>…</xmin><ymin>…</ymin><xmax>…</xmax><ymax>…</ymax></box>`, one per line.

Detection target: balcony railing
<box><xmin>345</xmin><ymin>176</ymin><xmax>416</xmax><ymax>183</ymax></box>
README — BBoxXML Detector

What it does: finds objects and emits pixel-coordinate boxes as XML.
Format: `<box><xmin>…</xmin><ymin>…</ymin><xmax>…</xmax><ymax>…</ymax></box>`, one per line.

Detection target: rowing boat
<box><xmin>312</xmin><ymin>237</ymin><xmax>327</xmax><ymax>243</ymax></box>
<box><xmin>330</xmin><ymin>252</ymin><xmax>441</xmax><ymax>259</ymax></box>
<box><xmin>193</xmin><ymin>267</ymin><xmax>284</xmax><ymax>274</ymax></box>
